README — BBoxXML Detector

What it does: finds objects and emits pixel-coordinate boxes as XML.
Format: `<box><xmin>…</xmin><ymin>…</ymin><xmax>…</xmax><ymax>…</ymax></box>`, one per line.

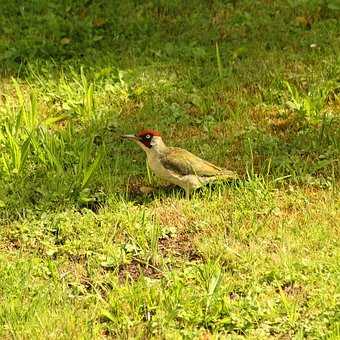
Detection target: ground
<box><xmin>0</xmin><ymin>0</ymin><xmax>339</xmax><ymax>338</ymax></box>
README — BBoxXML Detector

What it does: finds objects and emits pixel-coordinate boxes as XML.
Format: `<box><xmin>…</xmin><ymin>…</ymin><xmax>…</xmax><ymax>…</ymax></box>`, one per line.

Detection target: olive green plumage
<box><xmin>160</xmin><ymin>147</ymin><xmax>237</xmax><ymax>179</ymax></box>
<box><xmin>122</xmin><ymin>130</ymin><xmax>238</xmax><ymax>198</ymax></box>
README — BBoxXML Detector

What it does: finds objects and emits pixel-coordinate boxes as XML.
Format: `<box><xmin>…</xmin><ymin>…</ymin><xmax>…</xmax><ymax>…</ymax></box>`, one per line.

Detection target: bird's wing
<box><xmin>160</xmin><ymin>147</ymin><xmax>224</xmax><ymax>177</ymax></box>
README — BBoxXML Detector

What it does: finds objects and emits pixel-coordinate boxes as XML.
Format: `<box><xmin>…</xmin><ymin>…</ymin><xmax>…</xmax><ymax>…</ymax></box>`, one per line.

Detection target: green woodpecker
<box><xmin>122</xmin><ymin>129</ymin><xmax>238</xmax><ymax>198</ymax></box>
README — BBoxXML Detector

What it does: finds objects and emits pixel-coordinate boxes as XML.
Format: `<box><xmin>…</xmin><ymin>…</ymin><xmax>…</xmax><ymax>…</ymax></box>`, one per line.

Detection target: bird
<box><xmin>122</xmin><ymin>129</ymin><xmax>238</xmax><ymax>198</ymax></box>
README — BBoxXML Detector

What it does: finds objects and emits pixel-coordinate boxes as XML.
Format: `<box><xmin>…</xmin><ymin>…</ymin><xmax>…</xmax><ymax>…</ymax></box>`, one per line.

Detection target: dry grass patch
<box><xmin>118</xmin><ymin>259</ymin><xmax>163</xmax><ymax>282</ymax></box>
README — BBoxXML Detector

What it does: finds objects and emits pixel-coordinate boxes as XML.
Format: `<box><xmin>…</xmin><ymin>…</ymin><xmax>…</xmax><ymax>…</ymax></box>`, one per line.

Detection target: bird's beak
<box><xmin>121</xmin><ymin>134</ymin><xmax>138</xmax><ymax>141</ymax></box>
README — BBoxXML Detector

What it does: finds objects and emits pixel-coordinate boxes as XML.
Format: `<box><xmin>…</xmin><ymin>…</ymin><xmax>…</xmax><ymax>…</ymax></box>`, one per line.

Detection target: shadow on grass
<box><xmin>1</xmin><ymin>0</ymin><xmax>338</xmax><ymax>79</ymax></box>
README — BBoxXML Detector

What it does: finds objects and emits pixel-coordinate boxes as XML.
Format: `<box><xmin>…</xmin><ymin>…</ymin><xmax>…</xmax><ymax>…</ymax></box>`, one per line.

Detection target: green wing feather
<box><xmin>160</xmin><ymin>147</ymin><xmax>233</xmax><ymax>177</ymax></box>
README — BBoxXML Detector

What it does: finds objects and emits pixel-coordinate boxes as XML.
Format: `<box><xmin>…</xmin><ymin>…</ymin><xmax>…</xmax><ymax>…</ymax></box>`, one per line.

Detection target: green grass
<box><xmin>0</xmin><ymin>0</ymin><xmax>339</xmax><ymax>338</ymax></box>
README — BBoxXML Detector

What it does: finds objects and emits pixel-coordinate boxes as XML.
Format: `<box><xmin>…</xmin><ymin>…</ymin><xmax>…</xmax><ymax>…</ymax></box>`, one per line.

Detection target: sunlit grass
<box><xmin>0</xmin><ymin>0</ymin><xmax>339</xmax><ymax>338</ymax></box>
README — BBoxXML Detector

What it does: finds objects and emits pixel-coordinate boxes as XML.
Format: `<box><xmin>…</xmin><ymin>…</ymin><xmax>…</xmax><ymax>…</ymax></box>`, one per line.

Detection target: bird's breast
<box><xmin>147</xmin><ymin>153</ymin><xmax>173</xmax><ymax>180</ymax></box>
<box><xmin>146</xmin><ymin>153</ymin><xmax>205</xmax><ymax>190</ymax></box>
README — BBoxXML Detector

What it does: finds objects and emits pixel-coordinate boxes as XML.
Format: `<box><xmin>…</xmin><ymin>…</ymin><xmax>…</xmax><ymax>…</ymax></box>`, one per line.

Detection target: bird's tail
<box><xmin>218</xmin><ymin>170</ymin><xmax>239</xmax><ymax>180</ymax></box>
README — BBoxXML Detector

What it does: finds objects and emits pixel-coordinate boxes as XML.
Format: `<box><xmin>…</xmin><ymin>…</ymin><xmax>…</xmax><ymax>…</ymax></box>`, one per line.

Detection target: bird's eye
<box><xmin>145</xmin><ymin>134</ymin><xmax>151</xmax><ymax>139</ymax></box>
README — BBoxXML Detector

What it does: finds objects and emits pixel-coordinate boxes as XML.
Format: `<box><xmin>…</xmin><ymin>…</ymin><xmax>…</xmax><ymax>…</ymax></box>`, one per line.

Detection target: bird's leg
<box><xmin>185</xmin><ymin>187</ymin><xmax>192</xmax><ymax>199</ymax></box>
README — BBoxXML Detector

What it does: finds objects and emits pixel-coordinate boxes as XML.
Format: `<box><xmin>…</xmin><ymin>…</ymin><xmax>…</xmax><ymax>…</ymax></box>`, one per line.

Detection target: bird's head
<box><xmin>122</xmin><ymin>129</ymin><xmax>164</xmax><ymax>152</ymax></box>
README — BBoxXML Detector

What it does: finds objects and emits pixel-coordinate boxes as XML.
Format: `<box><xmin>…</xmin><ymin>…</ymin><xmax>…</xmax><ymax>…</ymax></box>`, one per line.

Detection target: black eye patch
<box><xmin>138</xmin><ymin>134</ymin><xmax>153</xmax><ymax>148</ymax></box>
<box><xmin>140</xmin><ymin>134</ymin><xmax>151</xmax><ymax>142</ymax></box>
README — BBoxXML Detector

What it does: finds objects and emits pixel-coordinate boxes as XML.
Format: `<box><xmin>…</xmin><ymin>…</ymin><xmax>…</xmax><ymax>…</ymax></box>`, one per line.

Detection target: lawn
<box><xmin>0</xmin><ymin>0</ymin><xmax>339</xmax><ymax>338</ymax></box>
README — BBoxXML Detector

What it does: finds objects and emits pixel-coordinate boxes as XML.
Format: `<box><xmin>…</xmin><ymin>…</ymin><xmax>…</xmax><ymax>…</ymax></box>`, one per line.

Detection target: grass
<box><xmin>0</xmin><ymin>0</ymin><xmax>339</xmax><ymax>338</ymax></box>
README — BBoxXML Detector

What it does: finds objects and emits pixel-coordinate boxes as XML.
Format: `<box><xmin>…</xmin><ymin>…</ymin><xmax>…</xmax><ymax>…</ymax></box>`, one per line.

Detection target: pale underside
<box><xmin>146</xmin><ymin>146</ymin><xmax>237</xmax><ymax>197</ymax></box>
